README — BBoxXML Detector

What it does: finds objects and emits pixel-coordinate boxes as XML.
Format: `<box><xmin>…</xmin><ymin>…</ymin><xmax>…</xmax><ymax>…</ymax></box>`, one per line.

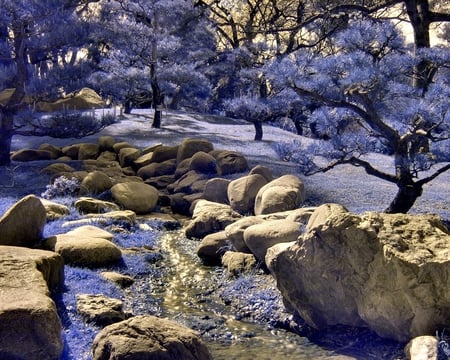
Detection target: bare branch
<box><xmin>417</xmin><ymin>163</ymin><xmax>450</xmax><ymax>186</ymax></box>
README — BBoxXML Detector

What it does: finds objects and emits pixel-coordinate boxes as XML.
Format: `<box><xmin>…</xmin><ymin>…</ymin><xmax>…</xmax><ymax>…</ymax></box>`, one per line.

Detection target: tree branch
<box><xmin>308</xmin><ymin>155</ymin><xmax>398</xmax><ymax>183</ymax></box>
<box><xmin>417</xmin><ymin>163</ymin><xmax>450</xmax><ymax>186</ymax></box>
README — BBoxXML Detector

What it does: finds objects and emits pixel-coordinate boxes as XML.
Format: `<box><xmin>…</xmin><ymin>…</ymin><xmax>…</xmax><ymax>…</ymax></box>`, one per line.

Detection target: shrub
<box><xmin>41</xmin><ymin>176</ymin><xmax>80</xmax><ymax>199</ymax></box>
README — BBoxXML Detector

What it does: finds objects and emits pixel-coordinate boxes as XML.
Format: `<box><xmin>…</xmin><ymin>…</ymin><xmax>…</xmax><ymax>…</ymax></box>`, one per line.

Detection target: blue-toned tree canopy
<box><xmin>0</xmin><ymin>0</ymin><xmax>449</xmax><ymax>212</ymax></box>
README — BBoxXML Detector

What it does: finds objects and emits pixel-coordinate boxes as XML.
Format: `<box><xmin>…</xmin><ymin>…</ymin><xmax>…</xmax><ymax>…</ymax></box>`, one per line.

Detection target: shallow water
<box><xmin>157</xmin><ymin>230</ymin><xmax>360</xmax><ymax>360</ymax></box>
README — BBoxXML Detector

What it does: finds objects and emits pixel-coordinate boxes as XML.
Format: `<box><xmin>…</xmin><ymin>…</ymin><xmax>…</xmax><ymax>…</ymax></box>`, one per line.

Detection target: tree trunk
<box><xmin>253</xmin><ymin>121</ymin><xmax>263</xmax><ymax>141</ymax></box>
<box><xmin>385</xmin><ymin>182</ymin><xmax>423</xmax><ymax>214</ymax></box>
<box><xmin>0</xmin><ymin>111</ymin><xmax>14</xmax><ymax>166</ymax></box>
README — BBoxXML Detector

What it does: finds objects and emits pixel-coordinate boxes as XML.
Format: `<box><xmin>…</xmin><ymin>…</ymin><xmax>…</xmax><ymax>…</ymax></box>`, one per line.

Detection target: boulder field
<box><xmin>1</xmin><ymin>135</ymin><xmax>449</xmax><ymax>359</ymax></box>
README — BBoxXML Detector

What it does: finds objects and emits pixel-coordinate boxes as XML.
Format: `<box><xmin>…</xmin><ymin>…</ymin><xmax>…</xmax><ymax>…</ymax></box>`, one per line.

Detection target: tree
<box><xmin>0</xmin><ymin>0</ymin><xmax>96</xmax><ymax>166</ymax></box>
<box><xmin>268</xmin><ymin>17</ymin><xmax>449</xmax><ymax>213</ymax></box>
<box><xmin>89</xmin><ymin>0</ymin><xmax>214</xmax><ymax>126</ymax></box>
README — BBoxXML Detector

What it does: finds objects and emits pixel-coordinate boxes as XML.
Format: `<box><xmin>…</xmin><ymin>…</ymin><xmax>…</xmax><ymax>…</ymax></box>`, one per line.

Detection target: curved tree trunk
<box><xmin>385</xmin><ymin>182</ymin><xmax>423</xmax><ymax>213</ymax></box>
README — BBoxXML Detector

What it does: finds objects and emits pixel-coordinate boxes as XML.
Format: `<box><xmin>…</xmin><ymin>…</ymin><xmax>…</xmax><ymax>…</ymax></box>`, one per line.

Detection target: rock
<box><xmin>197</xmin><ymin>231</ymin><xmax>230</xmax><ymax>265</ymax></box>
<box><xmin>249</xmin><ymin>165</ymin><xmax>273</xmax><ymax>182</ymax></box>
<box><xmin>77</xmin><ymin>294</ymin><xmax>128</xmax><ymax>326</ymax></box>
<box><xmin>0</xmin><ymin>194</ymin><xmax>46</xmax><ymax>247</ymax></box>
<box><xmin>137</xmin><ymin>158</ymin><xmax>177</xmax><ymax>180</ymax></box>
<box><xmin>145</xmin><ymin>175</ymin><xmax>176</xmax><ymax>189</ymax></box>
<box><xmin>267</xmin><ymin>211</ymin><xmax>450</xmax><ymax>342</ymax></box>
<box><xmin>227</xmin><ymin>174</ymin><xmax>268</xmax><ymax>214</ymax></box>
<box><xmin>150</xmin><ymin>144</ymin><xmax>179</xmax><ymax>163</ymax></box>
<box><xmin>62</xmin><ymin>143</ymin><xmax>81</xmax><ymax>158</ymax></box>
<box><xmin>54</xmin><ymin>230</ymin><xmax>121</xmax><ymax>267</ymax></box>
<box><xmin>202</xmin><ymin>178</ymin><xmax>230</xmax><ymax>204</ymax></box>
<box><xmin>64</xmin><ymin>225</ymin><xmax>114</xmax><ymax>241</ymax></box>
<box><xmin>97</xmin><ymin>150</ymin><xmax>117</xmax><ymax>162</ymax></box>
<box><xmin>175</xmin><ymin>157</ymin><xmax>192</xmax><ymax>179</ymax></box>
<box><xmin>111</xmin><ymin>182</ymin><xmax>159</xmax><ymax>214</ymax></box>
<box><xmin>221</xmin><ymin>251</ymin><xmax>257</xmax><ymax>276</ymax></box>
<box><xmin>224</xmin><ymin>216</ymin><xmax>266</xmax><ymax>253</ymax></box>
<box><xmin>243</xmin><ymin>219</ymin><xmax>302</xmax><ymax>263</ymax></box>
<box><xmin>177</xmin><ymin>138</ymin><xmax>214</xmax><ymax>164</ymax></box>
<box><xmin>78</xmin><ymin>143</ymin><xmax>100</xmax><ymax>160</ymax></box>
<box><xmin>118</xmin><ymin>147</ymin><xmax>140</xmax><ymax>168</ymax></box>
<box><xmin>38</xmin><ymin>143</ymin><xmax>62</xmax><ymax>158</ymax></box>
<box><xmin>41</xmin><ymin>162</ymin><xmax>75</xmax><ymax>176</ymax></box>
<box><xmin>91</xmin><ymin>315</ymin><xmax>212</xmax><ymax>360</ymax></box>
<box><xmin>112</xmin><ymin>141</ymin><xmax>133</xmax><ymax>153</ymax></box>
<box><xmin>405</xmin><ymin>336</ymin><xmax>438</xmax><ymax>360</ymax></box>
<box><xmin>305</xmin><ymin>203</ymin><xmax>348</xmax><ymax>232</ymax></box>
<box><xmin>185</xmin><ymin>200</ymin><xmax>242</xmax><ymax>239</ymax></box>
<box><xmin>170</xmin><ymin>192</ymin><xmax>196</xmax><ymax>216</ymax></box>
<box><xmin>99</xmin><ymin>135</ymin><xmax>116</xmax><ymax>151</ymax></box>
<box><xmin>101</xmin><ymin>271</ymin><xmax>134</xmax><ymax>288</ymax></box>
<box><xmin>0</xmin><ymin>246</ymin><xmax>64</xmax><ymax>360</ymax></box>
<box><xmin>254</xmin><ymin>174</ymin><xmax>305</xmax><ymax>215</ymax></box>
<box><xmin>11</xmin><ymin>148</ymin><xmax>55</xmax><ymax>161</ymax></box>
<box><xmin>214</xmin><ymin>150</ymin><xmax>248</xmax><ymax>175</ymax></box>
<box><xmin>79</xmin><ymin>170</ymin><xmax>113</xmax><ymax>195</ymax></box>
<box><xmin>74</xmin><ymin>197</ymin><xmax>121</xmax><ymax>214</ymax></box>
<box><xmin>39</xmin><ymin>198</ymin><xmax>71</xmax><ymax>221</ymax></box>
<box><xmin>168</xmin><ymin>170</ymin><xmax>209</xmax><ymax>195</ymax></box>
<box><xmin>189</xmin><ymin>151</ymin><xmax>218</xmax><ymax>174</ymax></box>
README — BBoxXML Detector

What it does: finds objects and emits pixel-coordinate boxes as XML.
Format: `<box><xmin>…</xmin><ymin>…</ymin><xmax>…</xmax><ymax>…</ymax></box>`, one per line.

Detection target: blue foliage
<box><xmin>41</xmin><ymin>177</ymin><xmax>80</xmax><ymax>200</ymax></box>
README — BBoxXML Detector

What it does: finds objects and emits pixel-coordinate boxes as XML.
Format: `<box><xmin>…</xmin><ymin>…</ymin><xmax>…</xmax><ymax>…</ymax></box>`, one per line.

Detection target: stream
<box><xmin>154</xmin><ymin>230</ymin><xmax>361</xmax><ymax>360</ymax></box>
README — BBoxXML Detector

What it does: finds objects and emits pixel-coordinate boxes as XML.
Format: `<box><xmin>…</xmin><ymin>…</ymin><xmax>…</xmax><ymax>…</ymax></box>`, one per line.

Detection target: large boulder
<box><xmin>111</xmin><ymin>182</ymin><xmax>159</xmax><ymax>214</ymax></box>
<box><xmin>202</xmin><ymin>178</ymin><xmax>230</xmax><ymax>204</ymax></box>
<box><xmin>221</xmin><ymin>251</ymin><xmax>257</xmax><ymax>276</ymax></box>
<box><xmin>196</xmin><ymin>230</ymin><xmax>230</xmax><ymax>265</ymax></box>
<box><xmin>11</xmin><ymin>148</ymin><xmax>55</xmax><ymax>161</ymax></box>
<box><xmin>74</xmin><ymin>197</ymin><xmax>121</xmax><ymax>214</ymax></box>
<box><xmin>137</xmin><ymin>158</ymin><xmax>177</xmax><ymax>180</ymax></box>
<box><xmin>79</xmin><ymin>170</ymin><xmax>113</xmax><ymax>195</ymax></box>
<box><xmin>189</xmin><ymin>151</ymin><xmax>218</xmax><ymax>175</ymax></box>
<box><xmin>254</xmin><ymin>174</ymin><xmax>305</xmax><ymax>215</ymax></box>
<box><xmin>78</xmin><ymin>143</ymin><xmax>100</xmax><ymax>160</ymax></box>
<box><xmin>267</xmin><ymin>210</ymin><xmax>450</xmax><ymax>342</ymax></box>
<box><xmin>53</xmin><ymin>226</ymin><xmax>121</xmax><ymax>267</ymax></box>
<box><xmin>91</xmin><ymin>315</ymin><xmax>213</xmax><ymax>360</ymax></box>
<box><xmin>0</xmin><ymin>246</ymin><xmax>64</xmax><ymax>360</ymax></box>
<box><xmin>243</xmin><ymin>219</ymin><xmax>302</xmax><ymax>263</ymax></box>
<box><xmin>177</xmin><ymin>138</ymin><xmax>214</xmax><ymax>164</ymax></box>
<box><xmin>227</xmin><ymin>174</ymin><xmax>268</xmax><ymax>214</ymax></box>
<box><xmin>214</xmin><ymin>150</ymin><xmax>248</xmax><ymax>175</ymax></box>
<box><xmin>185</xmin><ymin>200</ymin><xmax>242</xmax><ymax>239</ymax></box>
<box><xmin>224</xmin><ymin>216</ymin><xmax>266</xmax><ymax>253</ymax></box>
<box><xmin>0</xmin><ymin>195</ymin><xmax>47</xmax><ymax>247</ymax></box>
<box><xmin>39</xmin><ymin>198</ymin><xmax>71</xmax><ymax>221</ymax></box>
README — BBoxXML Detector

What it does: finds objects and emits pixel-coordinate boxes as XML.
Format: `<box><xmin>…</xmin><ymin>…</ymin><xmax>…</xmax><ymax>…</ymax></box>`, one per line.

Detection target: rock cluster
<box><xmin>3</xmin><ymin>135</ymin><xmax>450</xmax><ymax>359</ymax></box>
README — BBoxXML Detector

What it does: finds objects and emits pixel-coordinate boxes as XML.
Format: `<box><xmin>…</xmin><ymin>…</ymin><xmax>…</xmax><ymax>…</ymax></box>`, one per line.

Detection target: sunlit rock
<box><xmin>404</xmin><ymin>336</ymin><xmax>438</xmax><ymax>360</ymax></box>
<box><xmin>185</xmin><ymin>200</ymin><xmax>242</xmax><ymax>239</ymax></box>
<box><xmin>74</xmin><ymin>197</ymin><xmax>120</xmax><ymax>214</ymax></box>
<box><xmin>243</xmin><ymin>219</ymin><xmax>302</xmax><ymax>263</ymax></box>
<box><xmin>77</xmin><ymin>294</ymin><xmax>128</xmax><ymax>326</ymax></box>
<box><xmin>0</xmin><ymin>246</ymin><xmax>64</xmax><ymax>360</ymax></box>
<box><xmin>177</xmin><ymin>138</ymin><xmax>214</xmax><ymax>164</ymax></box>
<box><xmin>101</xmin><ymin>271</ymin><xmax>134</xmax><ymax>288</ymax></box>
<box><xmin>78</xmin><ymin>143</ymin><xmax>100</xmax><ymax>160</ymax></box>
<box><xmin>39</xmin><ymin>198</ymin><xmax>71</xmax><ymax>221</ymax></box>
<box><xmin>213</xmin><ymin>150</ymin><xmax>248</xmax><ymax>175</ymax></box>
<box><xmin>111</xmin><ymin>182</ymin><xmax>159</xmax><ymax>214</ymax></box>
<box><xmin>221</xmin><ymin>251</ymin><xmax>257</xmax><ymax>276</ymax></box>
<box><xmin>92</xmin><ymin>315</ymin><xmax>213</xmax><ymax>360</ymax></box>
<box><xmin>227</xmin><ymin>174</ymin><xmax>268</xmax><ymax>214</ymax></box>
<box><xmin>197</xmin><ymin>230</ymin><xmax>230</xmax><ymax>265</ymax></box>
<box><xmin>0</xmin><ymin>194</ymin><xmax>46</xmax><ymax>247</ymax></box>
<box><xmin>267</xmin><ymin>210</ymin><xmax>450</xmax><ymax>342</ymax></box>
<box><xmin>254</xmin><ymin>174</ymin><xmax>305</xmax><ymax>215</ymax></box>
<box><xmin>225</xmin><ymin>216</ymin><xmax>266</xmax><ymax>253</ymax></box>
<box><xmin>79</xmin><ymin>170</ymin><xmax>113</xmax><ymax>195</ymax></box>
